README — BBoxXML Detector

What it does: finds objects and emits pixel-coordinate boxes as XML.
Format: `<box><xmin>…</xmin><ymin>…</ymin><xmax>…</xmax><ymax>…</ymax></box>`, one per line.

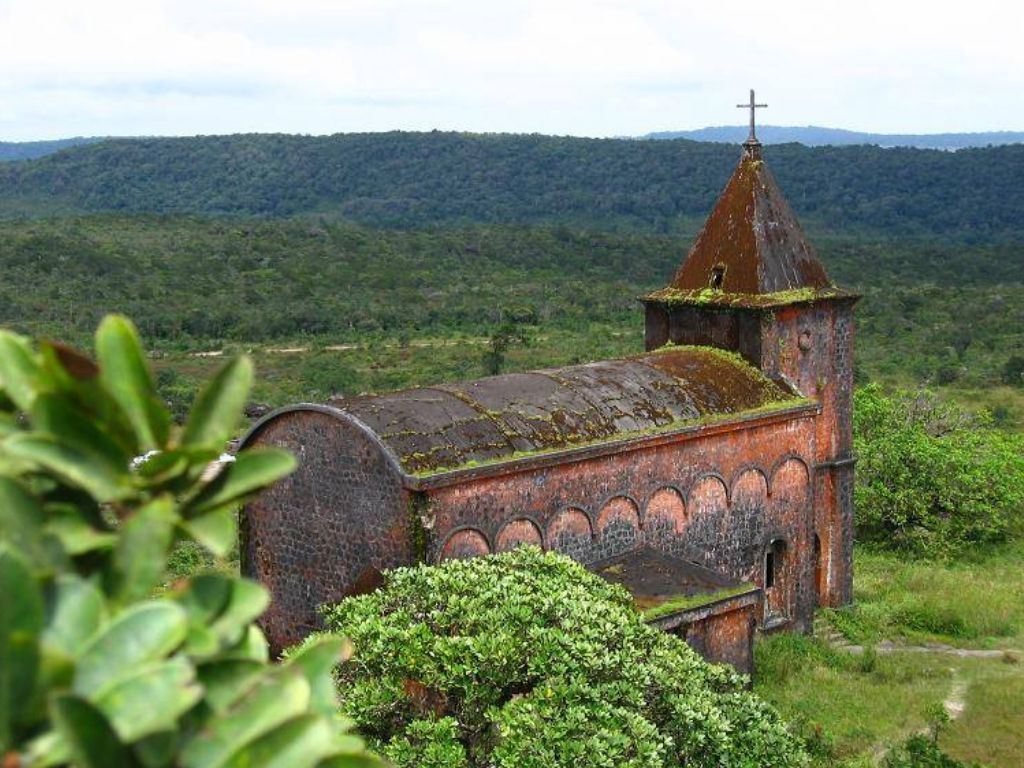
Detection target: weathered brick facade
<box><xmin>241</xmin><ymin>137</ymin><xmax>857</xmax><ymax>672</ymax></box>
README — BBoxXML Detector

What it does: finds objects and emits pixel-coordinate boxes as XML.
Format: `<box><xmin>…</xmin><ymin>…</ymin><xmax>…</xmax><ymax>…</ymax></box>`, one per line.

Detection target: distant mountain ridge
<box><xmin>0</xmin><ymin>137</ymin><xmax>107</xmax><ymax>162</ymax></box>
<box><xmin>643</xmin><ymin>125</ymin><xmax>1024</xmax><ymax>150</ymax></box>
<box><xmin>0</xmin><ymin>131</ymin><xmax>1022</xmax><ymax>241</ymax></box>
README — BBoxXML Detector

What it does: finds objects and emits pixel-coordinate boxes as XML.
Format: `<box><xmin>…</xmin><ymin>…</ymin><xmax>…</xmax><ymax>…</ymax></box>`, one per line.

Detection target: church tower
<box><xmin>641</xmin><ymin>93</ymin><xmax>859</xmax><ymax>606</ymax></box>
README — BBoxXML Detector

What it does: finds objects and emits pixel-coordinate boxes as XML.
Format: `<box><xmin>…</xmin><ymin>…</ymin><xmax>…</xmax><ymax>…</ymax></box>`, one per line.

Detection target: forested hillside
<box><xmin>1</xmin><ymin>215</ymin><xmax>1021</xmax><ymax>423</ymax></box>
<box><xmin>645</xmin><ymin>125</ymin><xmax>1024</xmax><ymax>150</ymax></box>
<box><xmin>0</xmin><ymin>136</ymin><xmax>104</xmax><ymax>161</ymax></box>
<box><xmin>1</xmin><ymin>132</ymin><xmax>1023</xmax><ymax>240</ymax></box>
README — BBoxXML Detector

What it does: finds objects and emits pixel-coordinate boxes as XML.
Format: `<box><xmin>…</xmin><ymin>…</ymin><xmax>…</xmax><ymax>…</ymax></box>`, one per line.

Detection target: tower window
<box><xmin>710</xmin><ymin>266</ymin><xmax>726</xmax><ymax>289</ymax></box>
<box><xmin>765</xmin><ymin>550</ymin><xmax>775</xmax><ymax>588</ymax></box>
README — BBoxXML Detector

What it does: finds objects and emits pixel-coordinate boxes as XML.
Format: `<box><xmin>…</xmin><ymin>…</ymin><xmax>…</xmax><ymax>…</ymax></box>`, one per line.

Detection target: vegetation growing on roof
<box><xmin>642</xmin><ymin>583</ymin><xmax>757</xmax><ymax>621</ymax></box>
<box><xmin>643</xmin><ymin>286</ymin><xmax>848</xmax><ymax>309</ymax></box>
<box><xmin>410</xmin><ymin>396</ymin><xmax>813</xmax><ymax>478</ymax></box>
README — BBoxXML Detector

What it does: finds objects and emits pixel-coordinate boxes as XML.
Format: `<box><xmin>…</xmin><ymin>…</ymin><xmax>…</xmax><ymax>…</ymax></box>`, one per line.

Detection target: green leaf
<box><xmin>181</xmin><ymin>356</ymin><xmax>253</xmax><ymax>450</ymax></box>
<box><xmin>283</xmin><ymin>637</ymin><xmax>347</xmax><ymax>717</ymax></box>
<box><xmin>220</xmin><ymin>625</ymin><xmax>270</xmax><ymax>663</ymax></box>
<box><xmin>0</xmin><ymin>412</ymin><xmax>19</xmax><ymax>437</ymax></box>
<box><xmin>31</xmin><ymin>392</ymin><xmax>130</xmax><ymax>473</ymax></box>
<box><xmin>197</xmin><ymin>660</ymin><xmax>265</xmax><ymax>713</ymax></box>
<box><xmin>180</xmin><ymin>508</ymin><xmax>237</xmax><ymax>558</ymax></box>
<box><xmin>317</xmin><ymin>755</ymin><xmax>383</xmax><ymax>768</ymax></box>
<box><xmin>186</xmin><ymin>625</ymin><xmax>225</xmax><ymax>660</ymax></box>
<box><xmin>95</xmin><ymin>315</ymin><xmax>169</xmax><ymax>452</ymax></box>
<box><xmin>93</xmin><ymin>657</ymin><xmax>203</xmax><ymax>742</ymax></box>
<box><xmin>43</xmin><ymin>575</ymin><xmax>107</xmax><ymax>658</ymax></box>
<box><xmin>180</xmin><ymin>669</ymin><xmax>311</xmax><ymax>768</ymax></box>
<box><xmin>208</xmin><ymin>580</ymin><xmax>270</xmax><ymax>646</ymax></box>
<box><xmin>134</xmin><ymin>730</ymin><xmax>180</xmax><ymax>768</ymax></box>
<box><xmin>221</xmin><ymin>715</ymin><xmax>335</xmax><ymax>768</ymax></box>
<box><xmin>185</xmin><ymin>449</ymin><xmax>296</xmax><ymax>517</ymax></box>
<box><xmin>111</xmin><ymin>496</ymin><xmax>177</xmax><ymax>604</ymax></box>
<box><xmin>175</xmin><ymin>574</ymin><xmax>233</xmax><ymax>624</ymax></box>
<box><xmin>0</xmin><ymin>331</ymin><xmax>44</xmax><ymax>412</ymax></box>
<box><xmin>0</xmin><ymin>545</ymin><xmax>44</xmax><ymax>749</ymax></box>
<box><xmin>5</xmin><ymin>433</ymin><xmax>129</xmax><ymax>502</ymax></box>
<box><xmin>136</xmin><ymin>449</ymin><xmax>190</xmax><ymax>482</ymax></box>
<box><xmin>176</xmin><ymin>575</ymin><xmax>269</xmax><ymax>647</ymax></box>
<box><xmin>44</xmin><ymin>508</ymin><xmax>118</xmax><ymax>556</ymax></box>
<box><xmin>75</xmin><ymin>602</ymin><xmax>188</xmax><ymax>697</ymax></box>
<box><xmin>0</xmin><ymin>476</ymin><xmax>49</xmax><ymax>567</ymax></box>
<box><xmin>50</xmin><ymin>694</ymin><xmax>139</xmax><ymax>768</ymax></box>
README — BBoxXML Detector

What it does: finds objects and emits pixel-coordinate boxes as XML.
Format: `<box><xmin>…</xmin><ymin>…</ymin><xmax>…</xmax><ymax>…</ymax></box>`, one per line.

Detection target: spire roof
<box><xmin>644</xmin><ymin>140</ymin><xmax>850</xmax><ymax>309</ymax></box>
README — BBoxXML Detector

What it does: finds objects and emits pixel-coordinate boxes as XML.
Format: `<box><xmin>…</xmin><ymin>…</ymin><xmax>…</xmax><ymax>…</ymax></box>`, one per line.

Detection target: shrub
<box><xmin>882</xmin><ymin>734</ymin><xmax>977</xmax><ymax>768</ymax></box>
<box><xmin>0</xmin><ymin>316</ymin><xmax>381</xmax><ymax>767</ymax></box>
<box><xmin>854</xmin><ymin>384</ymin><xmax>1024</xmax><ymax>555</ymax></box>
<box><xmin>315</xmin><ymin>546</ymin><xmax>807</xmax><ymax>768</ymax></box>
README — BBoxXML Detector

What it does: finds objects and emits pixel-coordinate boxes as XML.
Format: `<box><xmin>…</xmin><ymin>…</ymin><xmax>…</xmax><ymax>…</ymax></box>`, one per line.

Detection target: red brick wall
<box><xmin>680</xmin><ymin>602</ymin><xmax>757</xmax><ymax>675</ymax></box>
<box><xmin>645</xmin><ymin>297</ymin><xmax>857</xmax><ymax>610</ymax></box>
<box><xmin>427</xmin><ymin>414</ymin><xmax>817</xmax><ymax>630</ymax></box>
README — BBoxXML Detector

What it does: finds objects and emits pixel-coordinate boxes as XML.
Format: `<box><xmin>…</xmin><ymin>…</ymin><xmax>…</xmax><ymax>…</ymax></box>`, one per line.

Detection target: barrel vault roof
<box><xmin>328</xmin><ymin>346</ymin><xmax>803</xmax><ymax>476</ymax></box>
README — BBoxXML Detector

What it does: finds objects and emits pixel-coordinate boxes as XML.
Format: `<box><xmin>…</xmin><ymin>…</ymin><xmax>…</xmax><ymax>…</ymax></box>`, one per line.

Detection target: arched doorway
<box><xmin>764</xmin><ymin>538</ymin><xmax>789</xmax><ymax>622</ymax></box>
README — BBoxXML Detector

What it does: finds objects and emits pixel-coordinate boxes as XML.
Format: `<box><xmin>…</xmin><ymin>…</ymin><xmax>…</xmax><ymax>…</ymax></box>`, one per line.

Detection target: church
<box><xmin>240</xmin><ymin>101</ymin><xmax>859</xmax><ymax>673</ymax></box>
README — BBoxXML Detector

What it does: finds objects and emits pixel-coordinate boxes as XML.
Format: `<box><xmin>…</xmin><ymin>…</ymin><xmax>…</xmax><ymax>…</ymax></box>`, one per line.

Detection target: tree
<box><xmin>0</xmin><ymin>316</ymin><xmax>381</xmax><ymax>767</ymax></box>
<box><xmin>853</xmin><ymin>384</ymin><xmax>1024</xmax><ymax>555</ymax></box>
<box><xmin>1001</xmin><ymin>354</ymin><xmax>1024</xmax><ymax>387</ymax></box>
<box><xmin>315</xmin><ymin>546</ymin><xmax>807</xmax><ymax>768</ymax></box>
<box><xmin>480</xmin><ymin>322</ymin><xmax>529</xmax><ymax>376</ymax></box>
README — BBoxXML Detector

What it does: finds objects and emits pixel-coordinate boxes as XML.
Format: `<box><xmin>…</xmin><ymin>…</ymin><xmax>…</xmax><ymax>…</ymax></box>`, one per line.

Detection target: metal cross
<box><xmin>737</xmin><ymin>89</ymin><xmax>767</xmax><ymax>143</ymax></box>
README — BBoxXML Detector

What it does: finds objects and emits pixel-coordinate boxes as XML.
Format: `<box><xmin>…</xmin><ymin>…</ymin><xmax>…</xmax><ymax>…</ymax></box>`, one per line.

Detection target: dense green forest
<box><xmin>1</xmin><ymin>215</ymin><xmax>1021</xmax><ymax>425</ymax></box>
<box><xmin>2</xmin><ymin>132</ymin><xmax>1023</xmax><ymax>240</ymax></box>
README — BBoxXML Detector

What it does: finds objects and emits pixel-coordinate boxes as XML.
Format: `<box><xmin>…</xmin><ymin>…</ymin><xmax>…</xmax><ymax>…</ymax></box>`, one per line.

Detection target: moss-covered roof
<box><xmin>642</xmin><ymin>146</ymin><xmax>859</xmax><ymax>311</ymax></box>
<box><xmin>329</xmin><ymin>345</ymin><xmax>801</xmax><ymax>476</ymax></box>
<box><xmin>588</xmin><ymin>546</ymin><xmax>756</xmax><ymax>620</ymax></box>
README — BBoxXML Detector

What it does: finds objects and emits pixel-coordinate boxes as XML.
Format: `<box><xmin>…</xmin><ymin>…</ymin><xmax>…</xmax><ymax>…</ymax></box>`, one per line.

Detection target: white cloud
<box><xmin>0</xmin><ymin>0</ymin><xmax>1021</xmax><ymax>140</ymax></box>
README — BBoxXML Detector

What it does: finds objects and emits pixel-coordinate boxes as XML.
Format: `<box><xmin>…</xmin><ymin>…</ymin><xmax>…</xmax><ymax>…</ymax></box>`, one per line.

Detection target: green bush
<box><xmin>314</xmin><ymin>547</ymin><xmax>807</xmax><ymax>768</ymax></box>
<box><xmin>854</xmin><ymin>384</ymin><xmax>1024</xmax><ymax>555</ymax></box>
<box><xmin>882</xmin><ymin>734</ymin><xmax>977</xmax><ymax>768</ymax></box>
<box><xmin>0</xmin><ymin>316</ymin><xmax>381</xmax><ymax>767</ymax></box>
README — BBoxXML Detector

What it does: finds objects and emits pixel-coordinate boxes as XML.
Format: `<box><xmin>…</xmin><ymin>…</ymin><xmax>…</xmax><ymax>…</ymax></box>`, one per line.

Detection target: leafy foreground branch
<box><xmin>314</xmin><ymin>547</ymin><xmax>807</xmax><ymax>768</ymax></box>
<box><xmin>0</xmin><ymin>316</ymin><xmax>381</xmax><ymax>767</ymax></box>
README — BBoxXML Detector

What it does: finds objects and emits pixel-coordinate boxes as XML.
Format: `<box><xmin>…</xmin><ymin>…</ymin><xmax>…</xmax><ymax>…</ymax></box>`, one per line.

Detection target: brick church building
<box><xmin>240</xmin><ymin>121</ymin><xmax>858</xmax><ymax>673</ymax></box>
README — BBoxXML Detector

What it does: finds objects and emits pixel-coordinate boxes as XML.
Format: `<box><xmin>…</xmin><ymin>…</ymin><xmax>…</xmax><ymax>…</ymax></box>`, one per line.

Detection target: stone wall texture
<box><xmin>425</xmin><ymin>413</ymin><xmax>818</xmax><ymax>633</ymax></box>
<box><xmin>241</xmin><ymin>409</ymin><xmax>410</xmax><ymax>653</ymax></box>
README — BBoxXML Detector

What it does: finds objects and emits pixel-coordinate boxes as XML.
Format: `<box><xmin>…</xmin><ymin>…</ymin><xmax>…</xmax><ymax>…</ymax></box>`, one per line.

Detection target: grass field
<box><xmin>942</xmin><ymin>665</ymin><xmax>1024</xmax><ymax>766</ymax></box>
<box><xmin>757</xmin><ymin>545</ymin><xmax>1024</xmax><ymax>767</ymax></box>
<box><xmin>830</xmin><ymin>544</ymin><xmax>1024</xmax><ymax>650</ymax></box>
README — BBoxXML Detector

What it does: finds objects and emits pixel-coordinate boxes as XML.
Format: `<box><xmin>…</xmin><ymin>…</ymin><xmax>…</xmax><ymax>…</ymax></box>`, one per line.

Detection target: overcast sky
<box><xmin>1</xmin><ymin>0</ymin><xmax>1021</xmax><ymax>141</ymax></box>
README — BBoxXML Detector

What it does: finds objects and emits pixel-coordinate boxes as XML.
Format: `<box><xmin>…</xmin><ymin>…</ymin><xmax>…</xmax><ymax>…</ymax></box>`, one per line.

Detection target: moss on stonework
<box><xmin>642</xmin><ymin>285</ymin><xmax>847</xmax><ymax>309</ymax></box>
<box><xmin>411</xmin><ymin>394</ymin><xmax>813</xmax><ymax>477</ymax></box>
<box><xmin>642</xmin><ymin>583</ymin><xmax>755</xmax><ymax>620</ymax></box>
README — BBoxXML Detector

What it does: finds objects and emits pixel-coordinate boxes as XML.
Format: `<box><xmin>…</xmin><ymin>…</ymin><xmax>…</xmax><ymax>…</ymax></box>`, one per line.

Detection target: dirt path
<box><xmin>838</xmin><ymin>640</ymin><xmax>1016</xmax><ymax>659</ymax></box>
<box><xmin>943</xmin><ymin>670</ymin><xmax>967</xmax><ymax>720</ymax></box>
<box><xmin>812</xmin><ymin>619</ymin><xmax>1021</xmax><ymax>765</ymax></box>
